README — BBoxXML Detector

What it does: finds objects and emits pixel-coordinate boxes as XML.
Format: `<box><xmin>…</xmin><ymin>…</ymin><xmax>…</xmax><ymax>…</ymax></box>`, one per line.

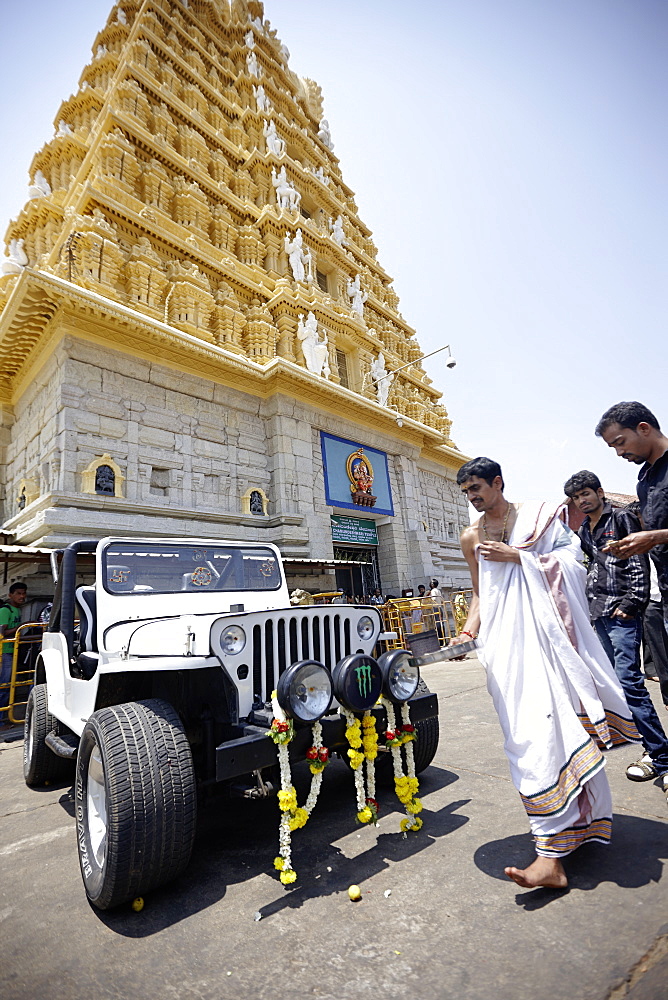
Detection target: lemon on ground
<box><xmin>348</xmin><ymin>884</ymin><xmax>362</xmax><ymax>901</ymax></box>
<box><xmin>131</xmin><ymin>897</ymin><xmax>144</xmax><ymax>912</ymax></box>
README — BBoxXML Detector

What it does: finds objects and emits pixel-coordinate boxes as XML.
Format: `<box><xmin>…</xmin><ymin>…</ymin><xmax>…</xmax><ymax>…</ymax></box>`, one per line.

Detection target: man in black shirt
<box><xmin>596</xmin><ymin>401</ymin><xmax>668</xmax><ymax>799</ymax></box>
<box><xmin>564</xmin><ymin>471</ymin><xmax>668</xmax><ymax>785</ymax></box>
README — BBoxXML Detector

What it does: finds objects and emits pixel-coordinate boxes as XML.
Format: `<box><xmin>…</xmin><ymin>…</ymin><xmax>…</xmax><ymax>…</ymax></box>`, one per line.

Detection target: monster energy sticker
<box><xmin>355</xmin><ymin>662</ymin><xmax>373</xmax><ymax>699</ymax></box>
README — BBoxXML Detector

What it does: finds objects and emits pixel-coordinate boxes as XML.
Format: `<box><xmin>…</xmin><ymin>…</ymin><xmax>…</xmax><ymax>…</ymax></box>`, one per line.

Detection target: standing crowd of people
<box><xmin>453</xmin><ymin>400</ymin><xmax>668</xmax><ymax>890</ymax></box>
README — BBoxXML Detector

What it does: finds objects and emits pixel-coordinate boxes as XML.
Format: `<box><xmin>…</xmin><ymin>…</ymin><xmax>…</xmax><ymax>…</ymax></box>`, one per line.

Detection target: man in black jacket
<box><xmin>565</xmin><ymin>469</ymin><xmax>668</xmax><ymax>788</ymax></box>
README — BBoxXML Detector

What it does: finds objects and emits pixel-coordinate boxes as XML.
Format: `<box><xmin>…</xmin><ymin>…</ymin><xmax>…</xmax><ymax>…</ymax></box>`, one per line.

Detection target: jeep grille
<box><xmin>252</xmin><ymin>612</ymin><xmax>355</xmax><ymax>705</ymax></box>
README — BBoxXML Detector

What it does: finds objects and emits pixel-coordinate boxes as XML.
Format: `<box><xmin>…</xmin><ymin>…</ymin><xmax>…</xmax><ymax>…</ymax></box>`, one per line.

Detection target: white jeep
<box><xmin>23</xmin><ymin>537</ymin><xmax>439</xmax><ymax>909</ymax></box>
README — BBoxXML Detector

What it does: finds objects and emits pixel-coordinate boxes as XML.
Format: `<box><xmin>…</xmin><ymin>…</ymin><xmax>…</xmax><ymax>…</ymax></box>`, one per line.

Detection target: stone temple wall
<box><xmin>2</xmin><ymin>336</ymin><xmax>471</xmax><ymax>592</ymax></box>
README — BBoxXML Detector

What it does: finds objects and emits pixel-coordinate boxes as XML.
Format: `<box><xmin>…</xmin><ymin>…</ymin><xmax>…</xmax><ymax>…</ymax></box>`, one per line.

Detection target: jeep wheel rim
<box><xmin>87</xmin><ymin>746</ymin><xmax>107</xmax><ymax>868</ymax></box>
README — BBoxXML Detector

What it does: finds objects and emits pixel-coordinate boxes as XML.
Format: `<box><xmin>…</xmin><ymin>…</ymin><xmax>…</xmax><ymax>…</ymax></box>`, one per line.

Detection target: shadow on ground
<box><xmin>474</xmin><ymin>812</ymin><xmax>667</xmax><ymax>910</ymax></box>
<box><xmin>96</xmin><ymin>761</ymin><xmax>465</xmax><ymax>937</ymax></box>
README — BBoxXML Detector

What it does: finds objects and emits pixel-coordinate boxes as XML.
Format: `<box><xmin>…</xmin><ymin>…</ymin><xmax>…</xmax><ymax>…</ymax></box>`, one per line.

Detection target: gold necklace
<box><xmin>482</xmin><ymin>502</ymin><xmax>512</xmax><ymax>543</ymax></box>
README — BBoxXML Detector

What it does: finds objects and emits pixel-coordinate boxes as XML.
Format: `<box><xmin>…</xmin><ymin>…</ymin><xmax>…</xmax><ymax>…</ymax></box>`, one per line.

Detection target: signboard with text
<box><xmin>330</xmin><ymin>515</ymin><xmax>379</xmax><ymax>545</ymax></box>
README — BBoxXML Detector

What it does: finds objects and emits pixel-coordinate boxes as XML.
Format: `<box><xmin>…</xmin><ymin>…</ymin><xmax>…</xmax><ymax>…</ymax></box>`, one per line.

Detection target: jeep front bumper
<box><xmin>215</xmin><ymin>690</ymin><xmax>438</xmax><ymax>782</ymax></box>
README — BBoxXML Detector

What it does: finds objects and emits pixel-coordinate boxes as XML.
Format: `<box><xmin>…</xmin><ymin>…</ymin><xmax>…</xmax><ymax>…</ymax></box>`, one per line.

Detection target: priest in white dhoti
<box><xmin>453</xmin><ymin>457</ymin><xmax>639</xmax><ymax>889</ymax></box>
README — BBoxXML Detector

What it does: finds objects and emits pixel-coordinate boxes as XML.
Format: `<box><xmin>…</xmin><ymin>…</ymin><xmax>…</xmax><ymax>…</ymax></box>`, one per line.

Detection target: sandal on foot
<box><xmin>626</xmin><ymin>754</ymin><xmax>657</xmax><ymax>782</ymax></box>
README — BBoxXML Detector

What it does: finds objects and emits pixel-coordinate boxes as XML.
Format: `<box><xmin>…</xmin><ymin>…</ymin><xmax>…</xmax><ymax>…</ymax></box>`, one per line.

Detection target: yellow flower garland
<box><xmin>381</xmin><ymin>696</ymin><xmax>423</xmax><ymax>833</ymax></box>
<box><xmin>343</xmin><ymin>709</ymin><xmax>379</xmax><ymax>824</ymax></box>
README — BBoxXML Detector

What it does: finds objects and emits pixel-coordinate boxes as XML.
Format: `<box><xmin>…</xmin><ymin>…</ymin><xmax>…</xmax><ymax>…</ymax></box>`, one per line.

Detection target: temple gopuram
<box><xmin>0</xmin><ymin>0</ymin><xmax>469</xmax><ymax>597</ymax></box>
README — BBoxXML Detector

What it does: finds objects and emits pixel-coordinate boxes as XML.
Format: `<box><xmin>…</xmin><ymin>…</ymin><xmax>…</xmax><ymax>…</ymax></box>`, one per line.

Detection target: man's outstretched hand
<box><xmin>602</xmin><ymin>531</ymin><xmax>659</xmax><ymax>558</ymax></box>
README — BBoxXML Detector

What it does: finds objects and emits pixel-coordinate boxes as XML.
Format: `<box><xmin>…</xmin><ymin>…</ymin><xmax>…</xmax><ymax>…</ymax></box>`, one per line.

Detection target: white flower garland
<box><xmin>271</xmin><ymin>693</ymin><xmax>329</xmax><ymax>885</ymax></box>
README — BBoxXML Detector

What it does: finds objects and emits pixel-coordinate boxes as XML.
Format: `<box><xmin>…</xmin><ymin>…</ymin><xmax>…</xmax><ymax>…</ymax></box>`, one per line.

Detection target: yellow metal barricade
<box><xmin>379</xmin><ymin>598</ymin><xmax>449</xmax><ymax>650</ymax></box>
<box><xmin>446</xmin><ymin>590</ymin><xmax>473</xmax><ymax>636</ymax></box>
<box><xmin>0</xmin><ymin>622</ymin><xmax>46</xmax><ymax>726</ymax></box>
<box><xmin>378</xmin><ymin>590</ymin><xmax>474</xmax><ymax>653</ymax></box>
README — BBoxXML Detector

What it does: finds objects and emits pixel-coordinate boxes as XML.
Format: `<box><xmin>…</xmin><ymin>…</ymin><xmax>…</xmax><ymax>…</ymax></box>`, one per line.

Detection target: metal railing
<box><xmin>0</xmin><ymin>622</ymin><xmax>46</xmax><ymax>726</ymax></box>
<box><xmin>378</xmin><ymin>592</ymin><xmax>473</xmax><ymax>652</ymax></box>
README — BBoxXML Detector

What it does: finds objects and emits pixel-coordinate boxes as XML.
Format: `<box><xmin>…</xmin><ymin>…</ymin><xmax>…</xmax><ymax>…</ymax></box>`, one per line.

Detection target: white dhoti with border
<box><xmin>477</xmin><ymin>501</ymin><xmax>639</xmax><ymax>857</ymax></box>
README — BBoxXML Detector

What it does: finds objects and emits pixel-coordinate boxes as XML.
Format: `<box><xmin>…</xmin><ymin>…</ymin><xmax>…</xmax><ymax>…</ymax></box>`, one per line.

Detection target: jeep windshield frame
<box><xmin>101</xmin><ymin>541</ymin><xmax>283</xmax><ymax>595</ymax></box>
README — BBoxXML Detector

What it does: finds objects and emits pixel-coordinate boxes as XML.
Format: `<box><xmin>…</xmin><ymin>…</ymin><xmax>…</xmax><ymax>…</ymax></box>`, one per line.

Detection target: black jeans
<box><xmin>644</xmin><ymin>600</ymin><xmax>668</xmax><ymax>707</ymax></box>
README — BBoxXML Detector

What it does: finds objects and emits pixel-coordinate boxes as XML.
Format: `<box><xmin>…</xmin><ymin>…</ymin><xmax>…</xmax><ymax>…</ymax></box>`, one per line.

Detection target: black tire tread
<box><xmin>23</xmin><ymin>684</ymin><xmax>74</xmax><ymax>786</ymax></box>
<box><xmin>77</xmin><ymin>698</ymin><xmax>196</xmax><ymax>910</ymax></box>
<box><xmin>410</xmin><ymin>678</ymin><xmax>440</xmax><ymax>774</ymax></box>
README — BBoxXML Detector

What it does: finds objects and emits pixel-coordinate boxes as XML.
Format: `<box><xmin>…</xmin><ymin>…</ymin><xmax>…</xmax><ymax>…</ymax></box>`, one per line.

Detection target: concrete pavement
<box><xmin>1</xmin><ymin>656</ymin><xmax>666</xmax><ymax>1000</ymax></box>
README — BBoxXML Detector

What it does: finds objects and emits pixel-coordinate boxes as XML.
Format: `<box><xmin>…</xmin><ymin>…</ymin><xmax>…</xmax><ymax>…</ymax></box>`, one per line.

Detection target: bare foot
<box><xmin>504</xmin><ymin>856</ymin><xmax>568</xmax><ymax>889</ymax></box>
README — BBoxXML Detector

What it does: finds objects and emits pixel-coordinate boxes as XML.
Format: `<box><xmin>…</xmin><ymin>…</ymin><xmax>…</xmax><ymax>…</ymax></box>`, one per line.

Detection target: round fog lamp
<box><xmin>332</xmin><ymin>654</ymin><xmax>383</xmax><ymax>714</ymax></box>
<box><xmin>277</xmin><ymin>660</ymin><xmax>332</xmax><ymax>723</ymax></box>
<box><xmin>356</xmin><ymin>615</ymin><xmax>375</xmax><ymax>641</ymax></box>
<box><xmin>220</xmin><ymin>625</ymin><xmax>246</xmax><ymax>655</ymax></box>
<box><xmin>377</xmin><ymin>649</ymin><xmax>420</xmax><ymax>703</ymax></box>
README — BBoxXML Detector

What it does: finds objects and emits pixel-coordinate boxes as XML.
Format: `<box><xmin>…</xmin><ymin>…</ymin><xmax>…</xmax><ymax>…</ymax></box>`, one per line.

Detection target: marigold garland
<box><xmin>381</xmin><ymin>696</ymin><xmax>423</xmax><ymax>832</ymax></box>
<box><xmin>269</xmin><ymin>691</ymin><xmax>329</xmax><ymax>884</ymax></box>
<box><xmin>343</xmin><ymin>709</ymin><xmax>379</xmax><ymax>824</ymax></box>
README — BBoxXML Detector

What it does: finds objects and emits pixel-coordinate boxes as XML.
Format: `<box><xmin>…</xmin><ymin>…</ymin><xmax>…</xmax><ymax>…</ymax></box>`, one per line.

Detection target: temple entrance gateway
<box><xmin>333</xmin><ymin>546</ymin><xmax>380</xmax><ymax>599</ymax></box>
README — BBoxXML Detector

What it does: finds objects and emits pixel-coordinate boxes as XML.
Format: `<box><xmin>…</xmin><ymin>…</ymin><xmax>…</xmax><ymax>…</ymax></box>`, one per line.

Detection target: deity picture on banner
<box><xmin>346</xmin><ymin>448</ymin><xmax>376</xmax><ymax>507</ymax></box>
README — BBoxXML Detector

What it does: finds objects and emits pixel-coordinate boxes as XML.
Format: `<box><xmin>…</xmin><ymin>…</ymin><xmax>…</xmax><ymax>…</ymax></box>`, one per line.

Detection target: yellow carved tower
<box><xmin>0</xmin><ymin>0</ymin><xmax>468</xmax><ymax>595</ymax></box>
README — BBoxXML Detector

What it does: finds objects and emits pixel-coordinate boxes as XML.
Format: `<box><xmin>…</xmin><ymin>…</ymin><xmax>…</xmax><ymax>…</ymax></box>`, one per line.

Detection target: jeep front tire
<box><xmin>75</xmin><ymin>699</ymin><xmax>197</xmax><ymax>910</ymax></box>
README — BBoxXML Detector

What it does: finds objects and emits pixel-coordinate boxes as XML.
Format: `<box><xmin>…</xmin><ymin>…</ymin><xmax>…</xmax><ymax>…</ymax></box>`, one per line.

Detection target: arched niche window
<box><xmin>16</xmin><ymin>477</ymin><xmax>39</xmax><ymax>511</ymax></box>
<box><xmin>241</xmin><ymin>486</ymin><xmax>268</xmax><ymax>516</ymax></box>
<box><xmin>81</xmin><ymin>454</ymin><xmax>125</xmax><ymax>498</ymax></box>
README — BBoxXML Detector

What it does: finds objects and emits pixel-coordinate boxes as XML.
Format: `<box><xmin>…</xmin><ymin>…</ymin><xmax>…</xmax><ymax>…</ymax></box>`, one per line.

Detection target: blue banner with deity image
<box><xmin>320</xmin><ymin>432</ymin><xmax>394</xmax><ymax>516</ymax></box>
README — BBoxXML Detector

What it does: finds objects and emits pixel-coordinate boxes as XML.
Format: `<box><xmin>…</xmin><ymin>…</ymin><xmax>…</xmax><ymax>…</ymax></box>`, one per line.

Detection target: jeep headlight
<box><xmin>277</xmin><ymin>660</ymin><xmax>332</xmax><ymax>723</ymax></box>
<box><xmin>220</xmin><ymin>624</ymin><xmax>246</xmax><ymax>655</ymax></box>
<box><xmin>332</xmin><ymin>653</ymin><xmax>383</xmax><ymax>713</ymax></box>
<box><xmin>356</xmin><ymin>615</ymin><xmax>375</xmax><ymax>641</ymax></box>
<box><xmin>377</xmin><ymin>649</ymin><xmax>420</xmax><ymax>703</ymax></box>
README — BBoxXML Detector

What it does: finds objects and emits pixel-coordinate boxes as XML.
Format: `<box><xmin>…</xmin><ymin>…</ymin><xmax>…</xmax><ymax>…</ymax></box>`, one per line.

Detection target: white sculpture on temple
<box><xmin>297</xmin><ymin>312</ymin><xmax>330</xmax><ymax>377</ymax></box>
<box><xmin>280</xmin><ymin>43</ymin><xmax>290</xmax><ymax>63</ymax></box>
<box><xmin>251</xmin><ymin>16</ymin><xmax>263</xmax><ymax>32</ymax></box>
<box><xmin>253</xmin><ymin>84</ymin><xmax>270</xmax><ymax>113</ymax></box>
<box><xmin>370</xmin><ymin>353</ymin><xmax>394</xmax><ymax>408</ymax></box>
<box><xmin>247</xmin><ymin>51</ymin><xmax>260</xmax><ymax>77</ymax></box>
<box><xmin>1</xmin><ymin>239</ymin><xmax>29</xmax><ymax>276</ymax></box>
<box><xmin>28</xmin><ymin>170</ymin><xmax>51</xmax><ymax>199</ymax></box>
<box><xmin>318</xmin><ymin>118</ymin><xmax>333</xmax><ymax>149</ymax></box>
<box><xmin>330</xmin><ymin>215</ymin><xmax>346</xmax><ymax>246</ymax></box>
<box><xmin>272</xmin><ymin>166</ymin><xmax>300</xmax><ymax>211</ymax></box>
<box><xmin>245</xmin><ymin>29</ymin><xmax>254</xmax><ymax>48</ymax></box>
<box><xmin>56</xmin><ymin>120</ymin><xmax>73</xmax><ymax>137</ymax></box>
<box><xmin>263</xmin><ymin>120</ymin><xmax>285</xmax><ymax>157</ymax></box>
<box><xmin>347</xmin><ymin>274</ymin><xmax>368</xmax><ymax>317</ymax></box>
<box><xmin>95</xmin><ymin>44</ymin><xmax>108</xmax><ymax>59</ymax></box>
<box><xmin>311</xmin><ymin>166</ymin><xmax>328</xmax><ymax>185</ymax></box>
<box><xmin>117</xmin><ymin>7</ymin><xmax>127</xmax><ymax>24</ymax></box>
<box><xmin>284</xmin><ymin>229</ymin><xmax>312</xmax><ymax>283</ymax></box>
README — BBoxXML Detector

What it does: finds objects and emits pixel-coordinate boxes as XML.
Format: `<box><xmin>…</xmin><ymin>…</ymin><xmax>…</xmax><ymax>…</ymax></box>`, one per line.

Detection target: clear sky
<box><xmin>1</xmin><ymin>1</ymin><xmax>665</xmax><ymax>508</ymax></box>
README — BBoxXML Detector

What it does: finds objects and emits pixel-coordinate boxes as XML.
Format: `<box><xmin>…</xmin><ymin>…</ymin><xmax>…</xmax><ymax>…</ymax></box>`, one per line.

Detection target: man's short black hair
<box><xmin>9</xmin><ymin>582</ymin><xmax>27</xmax><ymax>594</ymax></box>
<box><xmin>595</xmin><ymin>401</ymin><xmax>660</xmax><ymax>437</ymax></box>
<box><xmin>563</xmin><ymin>470</ymin><xmax>603</xmax><ymax>498</ymax></box>
<box><xmin>456</xmin><ymin>457</ymin><xmax>504</xmax><ymax>490</ymax></box>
